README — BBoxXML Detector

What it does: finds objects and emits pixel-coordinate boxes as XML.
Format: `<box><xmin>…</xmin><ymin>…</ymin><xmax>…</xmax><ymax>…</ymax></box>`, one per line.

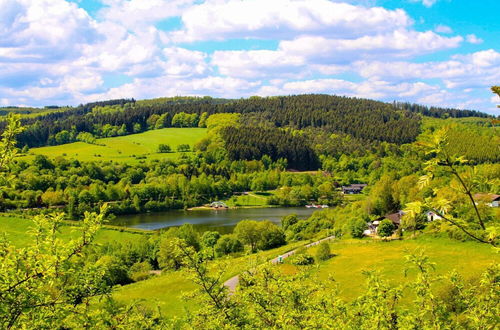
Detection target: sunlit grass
<box><xmin>18</xmin><ymin>128</ymin><xmax>207</xmax><ymax>163</ymax></box>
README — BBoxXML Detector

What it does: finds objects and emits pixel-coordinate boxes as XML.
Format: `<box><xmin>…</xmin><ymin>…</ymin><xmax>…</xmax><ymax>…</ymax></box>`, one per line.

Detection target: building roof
<box><xmin>474</xmin><ymin>193</ymin><xmax>500</xmax><ymax>202</ymax></box>
<box><xmin>376</xmin><ymin>211</ymin><xmax>405</xmax><ymax>225</ymax></box>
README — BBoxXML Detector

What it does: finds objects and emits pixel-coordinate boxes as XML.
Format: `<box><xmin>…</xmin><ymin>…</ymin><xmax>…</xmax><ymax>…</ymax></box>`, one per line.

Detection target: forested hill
<box><xmin>393</xmin><ymin>101</ymin><xmax>491</xmax><ymax>118</ymax></box>
<box><xmin>0</xmin><ymin>94</ymin><xmax>489</xmax><ymax>148</ymax></box>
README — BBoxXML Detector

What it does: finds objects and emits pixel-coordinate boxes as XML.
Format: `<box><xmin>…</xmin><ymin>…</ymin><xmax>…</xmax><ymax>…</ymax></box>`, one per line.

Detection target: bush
<box><xmin>158</xmin><ymin>144</ymin><xmax>172</xmax><ymax>153</ymax></box>
<box><xmin>96</xmin><ymin>255</ymin><xmax>130</xmax><ymax>286</ymax></box>
<box><xmin>281</xmin><ymin>214</ymin><xmax>298</xmax><ymax>231</ymax></box>
<box><xmin>258</xmin><ymin>221</ymin><xmax>286</xmax><ymax>250</ymax></box>
<box><xmin>315</xmin><ymin>241</ymin><xmax>332</xmax><ymax>261</ymax></box>
<box><xmin>378</xmin><ymin>219</ymin><xmax>396</xmax><ymax>237</ymax></box>
<box><xmin>291</xmin><ymin>253</ymin><xmax>315</xmax><ymax>265</ymax></box>
<box><xmin>129</xmin><ymin>261</ymin><xmax>153</xmax><ymax>282</ymax></box>
<box><xmin>177</xmin><ymin>144</ymin><xmax>191</xmax><ymax>152</ymax></box>
<box><xmin>215</xmin><ymin>235</ymin><xmax>244</xmax><ymax>256</ymax></box>
<box><xmin>348</xmin><ymin>217</ymin><xmax>367</xmax><ymax>238</ymax></box>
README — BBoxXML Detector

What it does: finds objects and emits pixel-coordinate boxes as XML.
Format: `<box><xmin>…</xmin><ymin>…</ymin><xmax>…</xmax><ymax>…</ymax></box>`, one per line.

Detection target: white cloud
<box><xmin>83</xmin><ymin>75</ymin><xmax>260</xmax><ymax>102</ymax></box>
<box><xmin>98</xmin><ymin>0</ymin><xmax>195</xmax><ymax>31</ymax></box>
<box><xmin>212</xmin><ymin>50</ymin><xmax>305</xmax><ymax>78</ymax></box>
<box><xmin>162</xmin><ymin>47</ymin><xmax>209</xmax><ymax>77</ymax></box>
<box><xmin>410</xmin><ymin>0</ymin><xmax>439</xmax><ymax>7</ymax></box>
<box><xmin>435</xmin><ymin>24</ymin><xmax>452</xmax><ymax>34</ymax></box>
<box><xmin>172</xmin><ymin>0</ymin><xmax>412</xmax><ymax>41</ymax></box>
<box><xmin>260</xmin><ymin>78</ymin><xmax>438</xmax><ymax>100</ymax></box>
<box><xmin>0</xmin><ymin>0</ymin><xmax>99</xmax><ymax>61</ymax></box>
<box><xmin>466</xmin><ymin>34</ymin><xmax>483</xmax><ymax>44</ymax></box>
<box><xmin>211</xmin><ymin>30</ymin><xmax>462</xmax><ymax>79</ymax></box>
<box><xmin>279</xmin><ymin>30</ymin><xmax>462</xmax><ymax>61</ymax></box>
<box><xmin>354</xmin><ymin>50</ymin><xmax>500</xmax><ymax>91</ymax></box>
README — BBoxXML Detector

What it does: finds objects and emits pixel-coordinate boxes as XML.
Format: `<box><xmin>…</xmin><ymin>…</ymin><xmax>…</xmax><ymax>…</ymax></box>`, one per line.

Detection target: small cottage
<box><xmin>341</xmin><ymin>184</ymin><xmax>367</xmax><ymax>194</ymax></box>
<box><xmin>426</xmin><ymin>211</ymin><xmax>442</xmax><ymax>222</ymax></box>
<box><xmin>210</xmin><ymin>201</ymin><xmax>228</xmax><ymax>209</ymax></box>
<box><xmin>474</xmin><ymin>193</ymin><xmax>500</xmax><ymax>207</ymax></box>
<box><xmin>365</xmin><ymin>211</ymin><xmax>405</xmax><ymax>235</ymax></box>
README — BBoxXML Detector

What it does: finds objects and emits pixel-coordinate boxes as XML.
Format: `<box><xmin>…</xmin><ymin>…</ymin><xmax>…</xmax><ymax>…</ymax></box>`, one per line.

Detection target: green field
<box><xmin>114</xmin><ymin>236</ymin><xmax>497</xmax><ymax>317</ymax></box>
<box><xmin>113</xmin><ymin>241</ymin><xmax>304</xmax><ymax>317</ymax></box>
<box><xmin>19</xmin><ymin>128</ymin><xmax>207</xmax><ymax>163</ymax></box>
<box><xmin>293</xmin><ymin>237</ymin><xmax>498</xmax><ymax>300</ymax></box>
<box><xmin>221</xmin><ymin>191</ymin><xmax>276</xmax><ymax>207</ymax></box>
<box><xmin>0</xmin><ymin>215</ymin><xmax>150</xmax><ymax>247</ymax></box>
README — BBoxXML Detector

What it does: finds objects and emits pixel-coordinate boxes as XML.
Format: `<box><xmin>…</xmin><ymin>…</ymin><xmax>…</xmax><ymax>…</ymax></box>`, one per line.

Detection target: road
<box><xmin>223</xmin><ymin>235</ymin><xmax>335</xmax><ymax>293</ymax></box>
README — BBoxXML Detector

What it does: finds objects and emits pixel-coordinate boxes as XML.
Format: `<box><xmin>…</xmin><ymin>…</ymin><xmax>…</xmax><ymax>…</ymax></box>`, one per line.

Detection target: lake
<box><xmin>109</xmin><ymin>207</ymin><xmax>317</xmax><ymax>232</ymax></box>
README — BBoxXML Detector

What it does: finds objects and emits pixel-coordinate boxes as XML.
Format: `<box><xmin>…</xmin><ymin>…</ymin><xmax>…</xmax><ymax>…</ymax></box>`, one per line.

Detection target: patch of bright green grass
<box><xmin>222</xmin><ymin>191</ymin><xmax>276</xmax><ymax>207</ymax></box>
<box><xmin>19</xmin><ymin>128</ymin><xmax>207</xmax><ymax>163</ymax></box>
<box><xmin>312</xmin><ymin>237</ymin><xmax>498</xmax><ymax>300</ymax></box>
<box><xmin>223</xmin><ymin>192</ymin><xmax>269</xmax><ymax>207</ymax></box>
<box><xmin>0</xmin><ymin>215</ymin><xmax>150</xmax><ymax>247</ymax></box>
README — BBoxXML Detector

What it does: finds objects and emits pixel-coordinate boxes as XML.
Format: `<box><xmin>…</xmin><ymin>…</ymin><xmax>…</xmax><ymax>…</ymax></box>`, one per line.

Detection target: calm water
<box><xmin>109</xmin><ymin>207</ymin><xmax>317</xmax><ymax>232</ymax></box>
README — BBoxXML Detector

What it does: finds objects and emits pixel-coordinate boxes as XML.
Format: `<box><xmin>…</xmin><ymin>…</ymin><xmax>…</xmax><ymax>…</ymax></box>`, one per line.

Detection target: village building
<box><xmin>366</xmin><ymin>210</ymin><xmax>405</xmax><ymax>235</ymax></box>
<box><xmin>426</xmin><ymin>211</ymin><xmax>442</xmax><ymax>222</ymax></box>
<box><xmin>474</xmin><ymin>193</ymin><xmax>500</xmax><ymax>208</ymax></box>
<box><xmin>210</xmin><ymin>201</ymin><xmax>229</xmax><ymax>209</ymax></box>
<box><xmin>341</xmin><ymin>183</ymin><xmax>367</xmax><ymax>194</ymax></box>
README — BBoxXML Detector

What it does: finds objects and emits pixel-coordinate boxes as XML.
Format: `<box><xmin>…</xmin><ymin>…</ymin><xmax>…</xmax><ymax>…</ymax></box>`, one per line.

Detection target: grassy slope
<box><xmin>0</xmin><ymin>215</ymin><xmax>149</xmax><ymax>247</ymax></box>
<box><xmin>221</xmin><ymin>191</ymin><xmax>276</xmax><ymax>207</ymax></box>
<box><xmin>19</xmin><ymin>128</ymin><xmax>207</xmax><ymax>163</ymax></box>
<box><xmin>113</xmin><ymin>236</ymin><xmax>497</xmax><ymax>318</ymax></box>
<box><xmin>112</xmin><ymin>241</ymin><xmax>304</xmax><ymax>317</ymax></box>
<box><xmin>300</xmin><ymin>237</ymin><xmax>498</xmax><ymax>300</ymax></box>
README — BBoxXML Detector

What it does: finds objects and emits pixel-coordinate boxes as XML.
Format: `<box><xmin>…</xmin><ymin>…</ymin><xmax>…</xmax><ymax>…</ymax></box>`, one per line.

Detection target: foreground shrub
<box><xmin>315</xmin><ymin>241</ymin><xmax>332</xmax><ymax>261</ymax></box>
<box><xmin>291</xmin><ymin>253</ymin><xmax>315</xmax><ymax>265</ymax></box>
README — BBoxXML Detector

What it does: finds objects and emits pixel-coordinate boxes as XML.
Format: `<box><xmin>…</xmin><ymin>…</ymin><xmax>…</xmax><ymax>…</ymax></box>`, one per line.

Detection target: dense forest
<box><xmin>394</xmin><ymin>101</ymin><xmax>492</xmax><ymax>118</ymax></box>
<box><xmin>222</xmin><ymin>126</ymin><xmax>319</xmax><ymax>170</ymax></box>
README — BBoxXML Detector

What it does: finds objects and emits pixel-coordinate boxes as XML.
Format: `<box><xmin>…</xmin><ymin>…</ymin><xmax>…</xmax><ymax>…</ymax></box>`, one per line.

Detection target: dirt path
<box><xmin>223</xmin><ymin>235</ymin><xmax>335</xmax><ymax>293</ymax></box>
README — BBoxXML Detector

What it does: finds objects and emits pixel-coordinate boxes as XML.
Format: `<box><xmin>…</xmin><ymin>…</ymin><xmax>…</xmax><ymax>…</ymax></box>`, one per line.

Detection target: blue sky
<box><xmin>1</xmin><ymin>0</ymin><xmax>499</xmax><ymax>114</ymax></box>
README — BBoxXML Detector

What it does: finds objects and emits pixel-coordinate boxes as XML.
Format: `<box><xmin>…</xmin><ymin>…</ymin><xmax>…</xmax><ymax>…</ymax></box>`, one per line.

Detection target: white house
<box><xmin>426</xmin><ymin>211</ymin><xmax>442</xmax><ymax>222</ymax></box>
<box><xmin>474</xmin><ymin>193</ymin><xmax>500</xmax><ymax>208</ymax></box>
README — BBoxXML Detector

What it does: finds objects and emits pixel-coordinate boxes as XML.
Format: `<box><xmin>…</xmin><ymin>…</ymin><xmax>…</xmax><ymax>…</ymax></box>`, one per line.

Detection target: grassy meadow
<box><xmin>221</xmin><ymin>191</ymin><xmax>276</xmax><ymax>207</ymax></box>
<box><xmin>288</xmin><ymin>237</ymin><xmax>498</xmax><ymax>301</ymax></box>
<box><xmin>0</xmin><ymin>214</ymin><xmax>151</xmax><ymax>247</ymax></box>
<box><xmin>114</xmin><ymin>236</ymin><xmax>498</xmax><ymax>317</ymax></box>
<box><xmin>113</xmin><ymin>240</ymin><xmax>305</xmax><ymax>317</ymax></box>
<box><xmin>19</xmin><ymin>128</ymin><xmax>207</xmax><ymax>163</ymax></box>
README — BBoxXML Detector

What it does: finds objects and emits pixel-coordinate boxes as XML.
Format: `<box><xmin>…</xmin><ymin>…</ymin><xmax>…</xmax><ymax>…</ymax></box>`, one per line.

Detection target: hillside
<box><xmin>19</xmin><ymin>127</ymin><xmax>207</xmax><ymax>163</ymax></box>
<box><xmin>1</xmin><ymin>95</ymin><xmax>425</xmax><ymax>147</ymax></box>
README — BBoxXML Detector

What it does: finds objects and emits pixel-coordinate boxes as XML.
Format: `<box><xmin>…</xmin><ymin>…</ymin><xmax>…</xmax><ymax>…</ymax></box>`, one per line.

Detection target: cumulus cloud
<box><xmin>279</xmin><ymin>30</ymin><xmax>462</xmax><ymax>60</ymax></box>
<box><xmin>0</xmin><ymin>0</ymin><xmax>99</xmax><ymax>62</ymax></box>
<box><xmin>98</xmin><ymin>0</ymin><xmax>195</xmax><ymax>32</ymax></box>
<box><xmin>466</xmin><ymin>34</ymin><xmax>483</xmax><ymax>44</ymax></box>
<box><xmin>256</xmin><ymin>78</ymin><xmax>439</xmax><ymax>100</ymax></box>
<box><xmin>82</xmin><ymin>75</ymin><xmax>260</xmax><ymax>102</ymax></box>
<box><xmin>212</xmin><ymin>50</ymin><xmax>305</xmax><ymax>78</ymax></box>
<box><xmin>211</xmin><ymin>30</ymin><xmax>462</xmax><ymax>79</ymax></box>
<box><xmin>354</xmin><ymin>50</ymin><xmax>500</xmax><ymax>91</ymax></box>
<box><xmin>172</xmin><ymin>0</ymin><xmax>412</xmax><ymax>41</ymax></box>
<box><xmin>162</xmin><ymin>47</ymin><xmax>209</xmax><ymax>77</ymax></box>
<box><xmin>435</xmin><ymin>24</ymin><xmax>453</xmax><ymax>34</ymax></box>
<box><xmin>411</xmin><ymin>0</ymin><xmax>439</xmax><ymax>7</ymax></box>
